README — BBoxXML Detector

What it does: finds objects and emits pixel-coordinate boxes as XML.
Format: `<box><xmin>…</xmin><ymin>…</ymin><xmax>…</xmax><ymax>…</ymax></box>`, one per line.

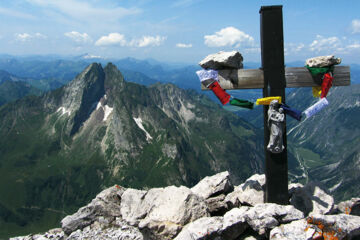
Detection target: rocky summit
<box><xmin>11</xmin><ymin>171</ymin><xmax>360</xmax><ymax>240</ymax></box>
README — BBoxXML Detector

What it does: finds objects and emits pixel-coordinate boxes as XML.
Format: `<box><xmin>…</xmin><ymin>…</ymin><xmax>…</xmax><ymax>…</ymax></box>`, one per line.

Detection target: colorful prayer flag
<box><xmin>280</xmin><ymin>104</ymin><xmax>302</xmax><ymax>121</ymax></box>
<box><xmin>321</xmin><ymin>72</ymin><xmax>333</xmax><ymax>98</ymax></box>
<box><xmin>229</xmin><ymin>98</ymin><xmax>254</xmax><ymax>109</ymax></box>
<box><xmin>256</xmin><ymin>96</ymin><xmax>282</xmax><ymax>105</ymax></box>
<box><xmin>304</xmin><ymin>98</ymin><xmax>329</xmax><ymax>118</ymax></box>
<box><xmin>208</xmin><ymin>81</ymin><xmax>230</xmax><ymax>105</ymax></box>
<box><xmin>312</xmin><ymin>86</ymin><xmax>322</xmax><ymax>98</ymax></box>
<box><xmin>196</xmin><ymin>69</ymin><xmax>219</xmax><ymax>82</ymax></box>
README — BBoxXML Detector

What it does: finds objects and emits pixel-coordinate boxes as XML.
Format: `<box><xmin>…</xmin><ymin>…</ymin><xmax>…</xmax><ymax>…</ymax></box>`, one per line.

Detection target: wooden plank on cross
<box><xmin>200</xmin><ymin>66</ymin><xmax>350</xmax><ymax>90</ymax></box>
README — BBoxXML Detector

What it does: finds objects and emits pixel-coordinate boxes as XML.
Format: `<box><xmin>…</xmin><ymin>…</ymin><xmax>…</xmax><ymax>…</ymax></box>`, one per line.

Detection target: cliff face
<box><xmin>11</xmin><ymin>172</ymin><xmax>360</xmax><ymax>240</ymax></box>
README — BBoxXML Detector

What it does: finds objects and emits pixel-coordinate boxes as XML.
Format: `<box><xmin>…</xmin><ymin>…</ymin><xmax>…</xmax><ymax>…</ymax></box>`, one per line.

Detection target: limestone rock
<box><xmin>10</xmin><ymin>228</ymin><xmax>64</xmax><ymax>240</ymax></box>
<box><xmin>175</xmin><ymin>207</ymin><xmax>249</xmax><ymax>240</ymax></box>
<box><xmin>221</xmin><ymin>207</ymin><xmax>249</xmax><ymax>239</ymax></box>
<box><xmin>174</xmin><ymin>217</ymin><xmax>223</xmax><ymax>240</ymax></box>
<box><xmin>337</xmin><ymin>198</ymin><xmax>360</xmax><ymax>216</ymax></box>
<box><xmin>191</xmin><ymin>171</ymin><xmax>233</xmax><ymax>199</ymax></box>
<box><xmin>244</xmin><ymin>204</ymin><xmax>304</xmax><ymax>236</ymax></box>
<box><xmin>61</xmin><ymin>185</ymin><xmax>125</xmax><ymax>235</ymax></box>
<box><xmin>308</xmin><ymin>214</ymin><xmax>360</xmax><ymax>240</ymax></box>
<box><xmin>225</xmin><ymin>174</ymin><xmax>265</xmax><ymax>207</ymax></box>
<box><xmin>199</xmin><ymin>51</ymin><xmax>243</xmax><ymax>70</ymax></box>
<box><xmin>66</xmin><ymin>218</ymin><xmax>144</xmax><ymax>240</ymax></box>
<box><xmin>305</xmin><ymin>55</ymin><xmax>341</xmax><ymax>67</ymax></box>
<box><xmin>270</xmin><ymin>219</ymin><xmax>314</xmax><ymax>240</ymax></box>
<box><xmin>205</xmin><ymin>194</ymin><xmax>229</xmax><ymax>216</ymax></box>
<box><xmin>121</xmin><ymin>186</ymin><xmax>209</xmax><ymax>239</ymax></box>
<box><xmin>290</xmin><ymin>181</ymin><xmax>334</xmax><ymax>216</ymax></box>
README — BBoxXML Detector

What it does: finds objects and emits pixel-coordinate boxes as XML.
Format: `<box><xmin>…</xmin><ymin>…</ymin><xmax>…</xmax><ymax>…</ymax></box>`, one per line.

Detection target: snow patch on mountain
<box><xmin>56</xmin><ymin>106</ymin><xmax>71</xmax><ymax>116</ymax></box>
<box><xmin>133</xmin><ymin>117</ymin><xmax>153</xmax><ymax>141</ymax></box>
<box><xmin>103</xmin><ymin>105</ymin><xmax>113</xmax><ymax>121</ymax></box>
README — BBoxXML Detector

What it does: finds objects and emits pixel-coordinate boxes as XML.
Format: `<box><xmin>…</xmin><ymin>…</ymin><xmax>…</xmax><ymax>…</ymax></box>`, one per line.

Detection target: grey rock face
<box><xmin>121</xmin><ymin>185</ymin><xmax>209</xmax><ymax>239</ymax></box>
<box><xmin>174</xmin><ymin>217</ymin><xmax>223</xmax><ymax>240</ymax></box>
<box><xmin>305</xmin><ymin>55</ymin><xmax>341</xmax><ymax>67</ymax></box>
<box><xmin>10</xmin><ymin>228</ymin><xmax>64</xmax><ymax>240</ymax></box>
<box><xmin>61</xmin><ymin>185</ymin><xmax>125</xmax><ymax>235</ymax></box>
<box><xmin>290</xmin><ymin>181</ymin><xmax>334</xmax><ymax>216</ymax></box>
<box><xmin>199</xmin><ymin>51</ymin><xmax>243</xmax><ymax>70</ymax></box>
<box><xmin>270</xmin><ymin>219</ymin><xmax>314</xmax><ymax>240</ymax></box>
<box><xmin>175</xmin><ymin>207</ymin><xmax>249</xmax><ymax>240</ymax></box>
<box><xmin>221</xmin><ymin>207</ymin><xmax>249</xmax><ymax>239</ymax></box>
<box><xmin>66</xmin><ymin>218</ymin><xmax>144</xmax><ymax>240</ymax></box>
<box><xmin>225</xmin><ymin>174</ymin><xmax>265</xmax><ymax>207</ymax></box>
<box><xmin>243</xmin><ymin>204</ymin><xmax>304</xmax><ymax>236</ymax></box>
<box><xmin>191</xmin><ymin>171</ymin><xmax>233</xmax><ymax>199</ymax></box>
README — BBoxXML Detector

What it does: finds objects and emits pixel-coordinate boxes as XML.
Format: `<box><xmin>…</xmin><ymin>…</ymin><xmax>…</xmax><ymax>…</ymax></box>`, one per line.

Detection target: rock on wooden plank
<box><xmin>305</xmin><ymin>55</ymin><xmax>341</xmax><ymax>67</ymax></box>
<box><xmin>199</xmin><ymin>51</ymin><xmax>243</xmax><ymax>70</ymax></box>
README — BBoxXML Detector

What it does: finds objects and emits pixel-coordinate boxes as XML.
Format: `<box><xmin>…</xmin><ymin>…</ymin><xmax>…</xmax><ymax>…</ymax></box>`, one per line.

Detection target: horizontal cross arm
<box><xmin>200</xmin><ymin>66</ymin><xmax>350</xmax><ymax>90</ymax></box>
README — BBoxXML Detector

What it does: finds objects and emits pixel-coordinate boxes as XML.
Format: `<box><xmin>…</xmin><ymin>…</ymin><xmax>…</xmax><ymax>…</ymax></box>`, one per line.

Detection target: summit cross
<box><xmin>201</xmin><ymin>5</ymin><xmax>351</xmax><ymax>204</ymax></box>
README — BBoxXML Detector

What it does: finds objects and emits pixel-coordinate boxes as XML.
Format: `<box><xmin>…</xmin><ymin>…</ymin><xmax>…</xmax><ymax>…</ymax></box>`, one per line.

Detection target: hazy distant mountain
<box><xmin>0</xmin><ymin>70</ymin><xmax>43</xmax><ymax>105</ymax></box>
<box><xmin>0</xmin><ymin>63</ymin><xmax>262</xmax><ymax>238</ymax></box>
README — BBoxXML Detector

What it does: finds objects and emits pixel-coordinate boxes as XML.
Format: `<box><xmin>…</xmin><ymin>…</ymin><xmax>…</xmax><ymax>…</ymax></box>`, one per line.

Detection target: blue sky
<box><xmin>1</xmin><ymin>0</ymin><xmax>360</xmax><ymax>64</ymax></box>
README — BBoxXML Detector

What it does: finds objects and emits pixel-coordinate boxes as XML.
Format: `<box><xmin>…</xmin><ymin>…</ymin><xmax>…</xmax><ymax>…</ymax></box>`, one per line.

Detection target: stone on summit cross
<box><xmin>199</xmin><ymin>51</ymin><xmax>243</xmax><ymax>70</ymax></box>
<box><xmin>305</xmin><ymin>55</ymin><xmax>341</xmax><ymax>68</ymax></box>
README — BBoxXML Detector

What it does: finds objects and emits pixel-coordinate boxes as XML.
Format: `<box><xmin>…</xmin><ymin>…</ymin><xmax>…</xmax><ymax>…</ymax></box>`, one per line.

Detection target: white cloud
<box><xmin>95</xmin><ymin>33</ymin><xmax>127</xmax><ymax>46</ymax></box>
<box><xmin>309</xmin><ymin>35</ymin><xmax>341</xmax><ymax>52</ymax></box>
<box><xmin>15</xmin><ymin>32</ymin><xmax>48</xmax><ymax>42</ymax></box>
<box><xmin>351</xmin><ymin>19</ymin><xmax>360</xmax><ymax>34</ymax></box>
<box><xmin>176</xmin><ymin>43</ymin><xmax>192</xmax><ymax>48</ymax></box>
<box><xmin>129</xmin><ymin>36</ymin><xmax>166</xmax><ymax>47</ymax></box>
<box><xmin>26</xmin><ymin>0</ymin><xmax>141</xmax><ymax>24</ymax></box>
<box><xmin>65</xmin><ymin>31</ymin><xmax>92</xmax><ymax>43</ymax></box>
<box><xmin>284</xmin><ymin>43</ymin><xmax>305</xmax><ymax>55</ymax></box>
<box><xmin>204</xmin><ymin>27</ymin><xmax>254</xmax><ymax>48</ymax></box>
<box><xmin>347</xmin><ymin>42</ymin><xmax>360</xmax><ymax>50</ymax></box>
<box><xmin>15</xmin><ymin>33</ymin><xmax>32</xmax><ymax>41</ymax></box>
<box><xmin>95</xmin><ymin>33</ymin><xmax>166</xmax><ymax>48</ymax></box>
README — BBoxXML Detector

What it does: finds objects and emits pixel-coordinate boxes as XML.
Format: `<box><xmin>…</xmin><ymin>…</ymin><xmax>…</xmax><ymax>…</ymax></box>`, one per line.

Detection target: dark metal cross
<box><xmin>201</xmin><ymin>5</ymin><xmax>350</xmax><ymax>204</ymax></box>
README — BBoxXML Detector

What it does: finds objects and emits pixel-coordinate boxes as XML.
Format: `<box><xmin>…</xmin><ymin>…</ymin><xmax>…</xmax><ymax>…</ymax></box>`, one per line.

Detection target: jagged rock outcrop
<box><xmin>11</xmin><ymin>172</ymin><xmax>360</xmax><ymax>240</ymax></box>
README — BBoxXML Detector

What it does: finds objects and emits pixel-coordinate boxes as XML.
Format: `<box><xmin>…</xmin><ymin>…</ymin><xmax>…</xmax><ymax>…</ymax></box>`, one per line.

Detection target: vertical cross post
<box><xmin>260</xmin><ymin>5</ymin><xmax>289</xmax><ymax>204</ymax></box>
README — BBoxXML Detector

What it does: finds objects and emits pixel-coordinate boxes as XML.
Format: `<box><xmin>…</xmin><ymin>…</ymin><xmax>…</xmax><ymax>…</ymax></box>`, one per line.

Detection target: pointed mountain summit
<box><xmin>0</xmin><ymin>63</ymin><xmax>262</xmax><ymax>239</ymax></box>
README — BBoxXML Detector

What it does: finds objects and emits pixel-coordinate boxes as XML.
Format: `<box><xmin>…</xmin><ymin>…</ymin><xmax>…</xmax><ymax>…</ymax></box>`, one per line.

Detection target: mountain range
<box><xmin>0</xmin><ymin>63</ymin><xmax>262</xmax><ymax>239</ymax></box>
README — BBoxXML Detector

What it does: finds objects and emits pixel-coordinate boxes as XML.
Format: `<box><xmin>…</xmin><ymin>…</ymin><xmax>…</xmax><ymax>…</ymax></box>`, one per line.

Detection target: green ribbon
<box><xmin>229</xmin><ymin>98</ymin><xmax>254</xmax><ymax>109</ymax></box>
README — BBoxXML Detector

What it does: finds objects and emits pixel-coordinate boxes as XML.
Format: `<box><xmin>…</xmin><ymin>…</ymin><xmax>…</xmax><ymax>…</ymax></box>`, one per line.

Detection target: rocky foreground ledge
<box><xmin>11</xmin><ymin>172</ymin><xmax>360</xmax><ymax>240</ymax></box>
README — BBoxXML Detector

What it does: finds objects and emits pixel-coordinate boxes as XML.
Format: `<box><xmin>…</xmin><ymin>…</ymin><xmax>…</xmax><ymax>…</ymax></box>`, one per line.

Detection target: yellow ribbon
<box><xmin>255</xmin><ymin>96</ymin><xmax>282</xmax><ymax>105</ymax></box>
<box><xmin>312</xmin><ymin>86</ymin><xmax>322</xmax><ymax>98</ymax></box>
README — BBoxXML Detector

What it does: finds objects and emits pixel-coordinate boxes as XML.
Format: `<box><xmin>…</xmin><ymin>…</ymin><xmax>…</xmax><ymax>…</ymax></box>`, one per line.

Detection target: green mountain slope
<box><xmin>0</xmin><ymin>63</ymin><xmax>263</xmax><ymax>238</ymax></box>
<box><xmin>286</xmin><ymin>84</ymin><xmax>360</xmax><ymax>201</ymax></box>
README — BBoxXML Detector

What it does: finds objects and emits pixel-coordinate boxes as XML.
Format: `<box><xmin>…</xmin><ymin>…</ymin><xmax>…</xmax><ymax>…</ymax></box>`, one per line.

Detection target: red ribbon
<box><xmin>209</xmin><ymin>81</ymin><xmax>230</xmax><ymax>105</ymax></box>
<box><xmin>321</xmin><ymin>73</ymin><xmax>333</xmax><ymax>98</ymax></box>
